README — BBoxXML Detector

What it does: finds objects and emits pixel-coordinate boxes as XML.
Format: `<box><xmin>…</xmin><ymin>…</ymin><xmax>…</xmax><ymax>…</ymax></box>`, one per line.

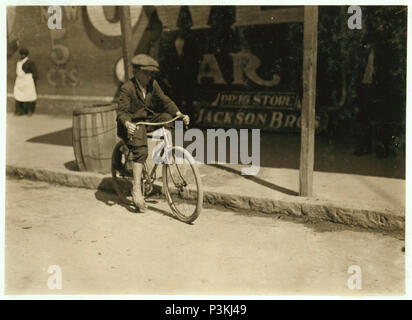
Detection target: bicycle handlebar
<box><xmin>128</xmin><ymin>114</ymin><xmax>186</xmax><ymax>142</ymax></box>
<box><xmin>134</xmin><ymin>114</ymin><xmax>183</xmax><ymax>126</ymax></box>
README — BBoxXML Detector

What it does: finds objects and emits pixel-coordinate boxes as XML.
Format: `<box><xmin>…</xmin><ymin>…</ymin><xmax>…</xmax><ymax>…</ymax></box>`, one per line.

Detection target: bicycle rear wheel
<box><xmin>162</xmin><ymin>146</ymin><xmax>203</xmax><ymax>223</ymax></box>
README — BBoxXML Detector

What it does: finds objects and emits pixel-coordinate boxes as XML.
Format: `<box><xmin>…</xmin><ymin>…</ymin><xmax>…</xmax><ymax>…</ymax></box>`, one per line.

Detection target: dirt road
<box><xmin>5</xmin><ymin>178</ymin><xmax>405</xmax><ymax>295</ymax></box>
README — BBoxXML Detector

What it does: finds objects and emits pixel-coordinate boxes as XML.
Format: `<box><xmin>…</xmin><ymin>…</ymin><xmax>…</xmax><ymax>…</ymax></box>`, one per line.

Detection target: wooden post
<box><xmin>299</xmin><ymin>6</ymin><xmax>318</xmax><ymax>197</ymax></box>
<box><xmin>119</xmin><ymin>6</ymin><xmax>133</xmax><ymax>81</ymax></box>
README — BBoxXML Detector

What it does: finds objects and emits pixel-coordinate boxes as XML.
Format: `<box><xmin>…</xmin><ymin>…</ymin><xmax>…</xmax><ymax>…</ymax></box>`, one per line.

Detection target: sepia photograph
<box><xmin>3</xmin><ymin>3</ymin><xmax>408</xmax><ymax>297</ymax></box>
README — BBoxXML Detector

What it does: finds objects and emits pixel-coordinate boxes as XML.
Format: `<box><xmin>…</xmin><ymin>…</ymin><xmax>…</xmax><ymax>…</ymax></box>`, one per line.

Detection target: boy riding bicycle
<box><xmin>116</xmin><ymin>54</ymin><xmax>189</xmax><ymax>213</ymax></box>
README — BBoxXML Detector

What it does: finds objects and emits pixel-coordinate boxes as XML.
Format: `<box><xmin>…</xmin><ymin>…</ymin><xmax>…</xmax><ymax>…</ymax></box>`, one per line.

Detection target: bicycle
<box><xmin>111</xmin><ymin>115</ymin><xmax>203</xmax><ymax>223</ymax></box>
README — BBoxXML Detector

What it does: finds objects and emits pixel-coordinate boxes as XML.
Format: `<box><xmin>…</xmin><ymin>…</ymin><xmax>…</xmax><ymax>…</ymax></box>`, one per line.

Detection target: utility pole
<box><xmin>299</xmin><ymin>6</ymin><xmax>318</xmax><ymax>197</ymax></box>
<box><xmin>119</xmin><ymin>6</ymin><xmax>133</xmax><ymax>81</ymax></box>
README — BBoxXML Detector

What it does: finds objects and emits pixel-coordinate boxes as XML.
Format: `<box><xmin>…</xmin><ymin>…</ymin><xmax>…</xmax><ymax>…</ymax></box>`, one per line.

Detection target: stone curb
<box><xmin>6</xmin><ymin>165</ymin><xmax>404</xmax><ymax>232</ymax></box>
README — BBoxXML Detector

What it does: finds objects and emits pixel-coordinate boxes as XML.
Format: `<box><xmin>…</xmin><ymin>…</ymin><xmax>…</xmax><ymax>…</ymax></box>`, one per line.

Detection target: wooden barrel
<box><xmin>72</xmin><ymin>103</ymin><xmax>118</xmax><ymax>173</ymax></box>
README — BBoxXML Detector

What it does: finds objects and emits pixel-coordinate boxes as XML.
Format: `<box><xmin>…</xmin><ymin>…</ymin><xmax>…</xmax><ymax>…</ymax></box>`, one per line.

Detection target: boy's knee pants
<box><xmin>126</xmin><ymin>112</ymin><xmax>174</xmax><ymax>164</ymax></box>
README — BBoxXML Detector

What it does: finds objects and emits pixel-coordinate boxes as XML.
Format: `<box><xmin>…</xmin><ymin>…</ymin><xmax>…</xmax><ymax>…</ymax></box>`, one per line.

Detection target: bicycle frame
<box><xmin>122</xmin><ymin>126</ymin><xmax>174</xmax><ymax>190</ymax></box>
<box><xmin>112</xmin><ymin>115</ymin><xmax>203</xmax><ymax>222</ymax></box>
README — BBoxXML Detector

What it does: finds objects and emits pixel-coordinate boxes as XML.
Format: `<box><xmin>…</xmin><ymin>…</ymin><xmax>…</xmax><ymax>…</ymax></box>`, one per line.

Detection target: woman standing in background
<box><xmin>13</xmin><ymin>47</ymin><xmax>37</xmax><ymax>116</ymax></box>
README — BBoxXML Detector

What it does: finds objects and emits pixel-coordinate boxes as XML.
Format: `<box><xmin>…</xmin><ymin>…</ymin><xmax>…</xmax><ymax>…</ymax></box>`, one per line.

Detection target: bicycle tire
<box><xmin>162</xmin><ymin>146</ymin><xmax>203</xmax><ymax>223</ymax></box>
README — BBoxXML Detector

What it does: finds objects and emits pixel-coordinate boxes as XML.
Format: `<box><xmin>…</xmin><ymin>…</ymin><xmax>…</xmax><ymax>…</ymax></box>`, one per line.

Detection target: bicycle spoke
<box><xmin>164</xmin><ymin>147</ymin><xmax>201</xmax><ymax>222</ymax></box>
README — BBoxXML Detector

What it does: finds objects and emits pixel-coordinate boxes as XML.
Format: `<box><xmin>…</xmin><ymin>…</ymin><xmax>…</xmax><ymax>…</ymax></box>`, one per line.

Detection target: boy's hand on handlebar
<box><xmin>176</xmin><ymin>111</ymin><xmax>190</xmax><ymax>126</ymax></box>
<box><xmin>125</xmin><ymin>121</ymin><xmax>137</xmax><ymax>136</ymax></box>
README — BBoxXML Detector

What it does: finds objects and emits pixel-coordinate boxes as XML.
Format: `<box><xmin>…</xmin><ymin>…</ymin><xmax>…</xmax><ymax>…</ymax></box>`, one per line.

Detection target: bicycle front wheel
<box><xmin>162</xmin><ymin>146</ymin><xmax>203</xmax><ymax>223</ymax></box>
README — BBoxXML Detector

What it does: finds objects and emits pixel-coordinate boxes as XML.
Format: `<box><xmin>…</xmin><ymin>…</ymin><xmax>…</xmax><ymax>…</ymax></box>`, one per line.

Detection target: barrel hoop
<box><xmin>79</xmin><ymin>155</ymin><xmax>113</xmax><ymax>160</ymax></box>
<box><xmin>73</xmin><ymin>105</ymin><xmax>117</xmax><ymax>115</ymax></box>
<box><xmin>78</xmin><ymin>125</ymin><xmax>117</xmax><ymax>138</ymax></box>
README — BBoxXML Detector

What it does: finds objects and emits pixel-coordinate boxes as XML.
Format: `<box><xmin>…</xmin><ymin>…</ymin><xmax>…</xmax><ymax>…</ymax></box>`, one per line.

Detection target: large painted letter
<box><xmin>198</xmin><ymin>54</ymin><xmax>227</xmax><ymax>85</ymax></box>
<box><xmin>231</xmin><ymin>52</ymin><xmax>280</xmax><ymax>87</ymax></box>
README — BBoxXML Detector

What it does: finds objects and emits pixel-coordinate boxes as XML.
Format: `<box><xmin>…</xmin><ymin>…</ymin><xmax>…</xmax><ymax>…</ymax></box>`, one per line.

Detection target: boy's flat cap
<box><xmin>131</xmin><ymin>54</ymin><xmax>159</xmax><ymax>72</ymax></box>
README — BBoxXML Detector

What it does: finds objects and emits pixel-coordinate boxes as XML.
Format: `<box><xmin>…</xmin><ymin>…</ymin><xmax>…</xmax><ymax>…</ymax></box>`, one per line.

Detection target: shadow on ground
<box><xmin>94</xmin><ymin>188</ymin><xmax>182</xmax><ymax>221</ymax></box>
<box><xmin>209</xmin><ymin>164</ymin><xmax>299</xmax><ymax>196</ymax></box>
<box><xmin>26</xmin><ymin>127</ymin><xmax>405</xmax><ymax>179</ymax></box>
<box><xmin>94</xmin><ymin>188</ymin><xmax>136</xmax><ymax>214</ymax></box>
<box><xmin>26</xmin><ymin>127</ymin><xmax>73</xmax><ymax>146</ymax></box>
<box><xmin>64</xmin><ymin>160</ymin><xmax>79</xmax><ymax>171</ymax></box>
<box><xmin>94</xmin><ymin>177</ymin><xmax>180</xmax><ymax>221</ymax></box>
<box><xmin>189</xmin><ymin>130</ymin><xmax>405</xmax><ymax>179</ymax></box>
<box><xmin>205</xmin><ymin>201</ymin><xmax>406</xmax><ymax>240</ymax></box>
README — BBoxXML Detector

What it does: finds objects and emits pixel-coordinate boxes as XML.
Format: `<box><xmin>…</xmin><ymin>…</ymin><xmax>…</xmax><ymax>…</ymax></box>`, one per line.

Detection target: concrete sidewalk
<box><xmin>5</xmin><ymin>113</ymin><xmax>405</xmax><ymax>232</ymax></box>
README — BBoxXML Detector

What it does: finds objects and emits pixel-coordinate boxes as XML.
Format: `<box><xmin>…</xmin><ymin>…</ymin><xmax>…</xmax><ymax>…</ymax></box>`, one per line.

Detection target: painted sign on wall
<box><xmin>7</xmin><ymin>5</ymin><xmax>329</xmax><ymax>132</ymax></box>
